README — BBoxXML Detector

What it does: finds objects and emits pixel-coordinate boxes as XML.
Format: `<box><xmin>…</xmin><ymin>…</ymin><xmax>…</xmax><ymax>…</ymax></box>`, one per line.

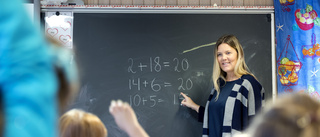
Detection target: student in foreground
<box><xmin>59</xmin><ymin>109</ymin><xmax>107</xmax><ymax>137</ymax></box>
<box><xmin>0</xmin><ymin>1</ymin><xmax>59</xmax><ymax>137</ymax></box>
<box><xmin>237</xmin><ymin>93</ymin><xmax>320</xmax><ymax>137</ymax></box>
<box><xmin>58</xmin><ymin>100</ymin><xmax>149</xmax><ymax>137</ymax></box>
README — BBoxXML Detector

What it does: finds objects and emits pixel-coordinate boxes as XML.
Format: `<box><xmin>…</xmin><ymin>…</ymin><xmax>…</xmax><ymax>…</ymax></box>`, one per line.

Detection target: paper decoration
<box><xmin>45</xmin><ymin>11</ymin><xmax>73</xmax><ymax>49</ymax></box>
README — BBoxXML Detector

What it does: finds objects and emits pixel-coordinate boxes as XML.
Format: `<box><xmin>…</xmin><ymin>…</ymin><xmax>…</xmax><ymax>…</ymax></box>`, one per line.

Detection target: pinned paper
<box><xmin>45</xmin><ymin>11</ymin><xmax>73</xmax><ymax>49</ymax></box>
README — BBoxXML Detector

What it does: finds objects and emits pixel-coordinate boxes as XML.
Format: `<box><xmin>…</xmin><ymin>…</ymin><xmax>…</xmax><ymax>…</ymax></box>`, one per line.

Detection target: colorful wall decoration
<box><xmin>275</xmin><ymin>0</ymin><xmax>320</xmax><ymax>100</ymax></box>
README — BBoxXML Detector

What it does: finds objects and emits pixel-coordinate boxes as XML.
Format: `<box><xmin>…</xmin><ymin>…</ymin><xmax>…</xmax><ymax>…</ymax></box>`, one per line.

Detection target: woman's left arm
<box><xmin>245</xmin><ymin>75</ymin><xmax>265</xmax><ymax>114</ymax></box>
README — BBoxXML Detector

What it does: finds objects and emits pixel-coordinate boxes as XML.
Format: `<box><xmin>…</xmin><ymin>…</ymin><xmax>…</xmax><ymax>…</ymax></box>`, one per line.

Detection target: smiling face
<box><xmin>217</xmin><ymin>43</ymin><xmax>238</xmax><ymax>76</ymax></box>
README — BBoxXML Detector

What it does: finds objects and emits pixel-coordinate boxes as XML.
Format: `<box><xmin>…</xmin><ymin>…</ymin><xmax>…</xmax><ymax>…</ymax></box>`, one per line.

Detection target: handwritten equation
<box><xmin>128</xmin><ymin>57</ymin><xmax>194</xmax><ymax>107</ymax></box>
<box><xmin>128</xmin><ymin>57</ymin><xmax>190</xmax><ymax>73</ymax></box>
<box><xmin>129</xmin><ymin>94</ymin><xmax>185</xmax><ymax>108</ymax></box>
<box><xmin>129</xmin><ymin>78</ymin><xmax>193</xmax><ymax>91</ymax></box>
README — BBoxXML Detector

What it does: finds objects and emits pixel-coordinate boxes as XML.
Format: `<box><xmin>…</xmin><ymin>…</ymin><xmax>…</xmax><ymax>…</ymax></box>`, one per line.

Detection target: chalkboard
<box><xmin>46</xmin><ymin>13</ymin><xmax>273</xmax><ymax>137</ymax></box>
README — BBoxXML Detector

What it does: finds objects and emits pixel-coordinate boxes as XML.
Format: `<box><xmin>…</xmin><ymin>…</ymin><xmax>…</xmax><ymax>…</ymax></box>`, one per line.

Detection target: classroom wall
<box><xmin>85</xmin><ymin>0</ymin><xmax>274</xmax><ymax>6</ymax></box>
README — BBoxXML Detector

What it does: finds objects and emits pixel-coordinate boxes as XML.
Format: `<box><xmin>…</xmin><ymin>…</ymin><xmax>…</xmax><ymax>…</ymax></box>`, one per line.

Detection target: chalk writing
<box><xmin>129</xmin><ymin>95</ymin><xmax>164</xmax><ymax>107</ymax></box>
<box><xmin>128</xmin><ymin>77</ymin><xmax>192</xmax><ymax>92</ymax></box>
<box><xmin>128</xmin><ymin>57</ymin><xmax>194</xmax><ymax>107</ymax></box>
<box><xmin>128</xmin><ymin>57</ymin><xmax>190</xmax><ymax>73</ymax></box>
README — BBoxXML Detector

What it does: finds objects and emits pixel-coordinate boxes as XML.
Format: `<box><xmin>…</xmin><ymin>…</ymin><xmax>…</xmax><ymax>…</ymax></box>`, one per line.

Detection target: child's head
<box><xmin>59</xmin><ymin>109</ymin><xmax>107</xmax><ymax>137</ymax></box>
<box><xmin>246</xmin><ymin>93</ymin><xmax>320</xmax><ymax>137</ymax></box>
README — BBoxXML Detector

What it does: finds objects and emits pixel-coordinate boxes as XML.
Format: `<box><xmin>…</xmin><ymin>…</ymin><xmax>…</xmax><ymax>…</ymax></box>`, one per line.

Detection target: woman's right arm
<box><xmin>180</xmin><ymin>92</ymin><xmax>200</xmax><ymax>113</ymax></box>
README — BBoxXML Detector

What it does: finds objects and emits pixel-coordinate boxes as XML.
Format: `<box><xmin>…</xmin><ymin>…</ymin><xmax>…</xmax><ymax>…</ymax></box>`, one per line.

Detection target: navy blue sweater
<box><xmin>198</xmin><ymin>75</ymin><xmax>265</xmax><ymax>137</ymax></box>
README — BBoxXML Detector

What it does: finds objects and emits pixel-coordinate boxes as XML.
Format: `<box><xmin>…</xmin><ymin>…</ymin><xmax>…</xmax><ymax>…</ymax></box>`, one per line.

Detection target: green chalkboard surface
<box><xmin>48</xmin><ymin>13</ymin><xmax>272</xmax><ymax>137</ymax></box>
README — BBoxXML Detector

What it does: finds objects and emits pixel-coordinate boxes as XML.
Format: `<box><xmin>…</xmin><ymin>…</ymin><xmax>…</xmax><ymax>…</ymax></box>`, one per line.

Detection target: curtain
<box><xmin>274</xmin><ymin>0</ymin><xmax>320</xmax><ymax>99</ymax></box>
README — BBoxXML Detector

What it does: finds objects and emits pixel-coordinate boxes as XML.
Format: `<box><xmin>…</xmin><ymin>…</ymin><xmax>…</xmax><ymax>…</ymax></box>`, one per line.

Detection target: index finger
<box><xmin>180</xmin><ymin>92</ymin><xmax>188</xmax><ymax>98</ymax></box>
<box><xmin>109</xmin><ymin>100</ymin><xmax>116</xmax><ymax>113</ymax></box>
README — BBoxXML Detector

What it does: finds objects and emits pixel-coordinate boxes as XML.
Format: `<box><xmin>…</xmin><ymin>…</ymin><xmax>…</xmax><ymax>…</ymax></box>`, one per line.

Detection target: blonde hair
<box><xmin>212</xmin><ymin>34</ymin><xmax>253</xmax><ymax>99</ymax></box>
<box><xmin>246</xmin><ymin>93</ymin><xmax>320</xmax><ymax>137</ymax></box>
<box><xmin>59</xmin><ymin>109</ymin><xmax>107</xmax><ymax>137</ymax></box>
